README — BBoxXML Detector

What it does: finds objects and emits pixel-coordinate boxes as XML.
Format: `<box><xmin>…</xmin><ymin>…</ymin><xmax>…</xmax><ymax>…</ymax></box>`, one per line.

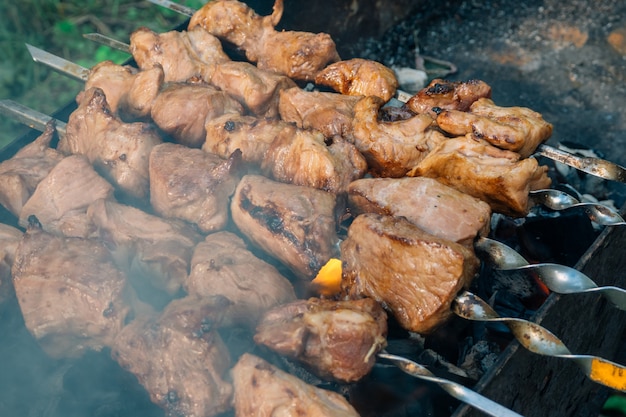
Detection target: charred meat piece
<box><xmin>278</xmin><ymin>87</ymin><xmax>361</xmax><ymax>140</ymax></box>
<box><xmin>87</xmin><ymin>198</ymin><xmax>202</xmax><ymax>298</ymax></box>
<box><xmin>0</xmin><ymin>224</ymin><xmax>22</xmax><ymax>305</ymax></box>
<box><xmin>352</xmin><ymin>95</ymin><xmax>444</xmax><ymax>177</ymax></box>
<box><xmin>254</xmin><ymin>297</ymin><xmax>387</xmax><ymax>383</ymax></box>
<box><xmin>0</xmin><ymin>121</ymin><xmax>64</xmax><ymax>217</ymax></box>
<box><xmin>405</xmin><ymin>78</ymin><xmax>492</xmax><ymax>118</ymax></box>
<box><xmin>130</xmin><ymin>26</ymin><xmax>230</xmax><ymax>83</ymax></box>
<box><xmin>186</xmin><ymin>231</ymin><xmax>296</xmax><ymax>329</ymax></box>
<box><xmin>315</xmin><ymin>58</ymin><xmax>399</xmax><ymax>102</ymax></box>
<box><xmin>231</xmin><ymin>175</ymin><xmax>339</xmax><ymax>280</ymax></box>
<box><xmin>19</xmin><ymin>155</ymin><xmax>114</xmax><ymax>238</ymax></box>
<box><xmin>348</xmin><ymin>177</ymin><xmax>491</xmax><ymax>246</ymax></box>
<box><xmin>341</xmin><ymin>213</ymin><xmax>479</xmax><ymax>334</ymax></box>
<box><xmin>61</xmin><ymin>87</ymin><xmax>162</xmax><ymax>203</ymax></box>
<box><xmin>231</xmin><ymin>353</ymin><xmax>361</xmax><ymax>417</ymax></box>
<box><xmin>188</xmin><ymin>0</ymin><xmax>340</xmax><ymax>81</ymax></box>
<box><xmin>436</xmin><ymin>97</ymin><xmax>554</xmax><ymax>158</ymax></box>
<box><xmin>12</xmin><ymin>221</ymin><xmax>132</xmax><ymax>358</ymax></box>
<box><xmin>407</xmin><ymin>135</ymin><xmax>552</xmax><ymax>217</ymax></box>
<box><xmin>112</xmin><ymin>295</ymin><xmax>233</xmax><ymax>417</ymax></box>
<box><xmin>150</xmin><ymin>82</ymin><xmax>243</xmax><ymax>148</ymax></box>
<box><xmin>149</xmin><ymin>143</ymin><xmax>242</xmax><ymax>233</ymax></box>
<box><xmin>80</xmin><ymin>60</ymin><xmax>164</xmax><ymax>120</ymax></box>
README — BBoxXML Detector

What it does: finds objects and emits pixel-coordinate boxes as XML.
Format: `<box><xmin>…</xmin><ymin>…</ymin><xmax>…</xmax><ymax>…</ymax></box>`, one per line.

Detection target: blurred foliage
<box><xmin>0</xmin><ymin>0</ymin><xmax>207</xmax><ymax>150</ymax></box>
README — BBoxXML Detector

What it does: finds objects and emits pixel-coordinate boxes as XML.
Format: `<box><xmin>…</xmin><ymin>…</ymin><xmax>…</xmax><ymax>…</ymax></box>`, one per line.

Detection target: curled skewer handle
<box><xmin>452</xmin><ymin>291</ymin><xmax>626</xmax><ymax>392</ymax></box>
<box><xmin>378</xmin><ymin>352</ymin><xmax>525</xmax><ymax>417</ymax></box>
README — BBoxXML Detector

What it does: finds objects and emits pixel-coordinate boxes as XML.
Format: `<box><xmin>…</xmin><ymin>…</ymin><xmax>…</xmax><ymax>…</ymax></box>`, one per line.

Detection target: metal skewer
<box><xmin>0</xmin><ymin>99</ymin><xmax>66</xmax><ymax>140</ymax></box>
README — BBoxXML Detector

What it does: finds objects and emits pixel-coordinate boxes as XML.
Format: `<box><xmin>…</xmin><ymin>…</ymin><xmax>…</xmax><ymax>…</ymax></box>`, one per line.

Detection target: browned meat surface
<box><xmin>204</xmin><ymin>114</ymin><xmax>285</xmax><ymax>165</ymax></box>
<box><xmin>231</xmin><ymin>353</ymin><xmax>361</xmax><ymax>417</ymax></box>
<box><xmin>19</xmin><ymin>155</ymin><xmax>115</xmax><ymax>238</ymax></box>
<box><xmin>150</xmin><ymin>82</ymin><xmax>243</xmax><ymax>148</ymax></box>
<box><xmin>112</xmin><ymin>295</ymin><xmax>233</xmax><ymax>417</ymax></box>
<box><xmin>211</xmin><ymin>61</ymin><xmax>297</xmax><ymax>118</ymax></box>
<box><xmin>0</xmin><ymin>121</ymin><xmax>64</xmax><ymax>217</ymax></box>
<box><xmin>405</xmin><ymin>78</ymin><xmax>492</xmax><ymax>118</ymax></box>
<box><xmin>87</xmin><ymin>198</ymin><xmax>202</xmax><ymax>298</ymax></box>
<box><xmin>185</xmin><ymin>231</ymin><xmax>296</xmax><ymax>329</ymax></box>
<box><xmin>149</xmin><ymin>143</ymin><xmax>242</xmax><ymax>233</ymax></box>
<box><xmin>80</xmin><ymin>60</ymin><xmax>164</xmax><ymax>120</ymax></box>
<box><xmin>436</xmin><ymin>97</ymin><xmax>554</xmax><ymax>157</ymax></box>
<box><xmin>254</xmin><ymin>297</ymin><xmax>387</xmax><ymax>383</ymax></box>
<box><xmin>12</xmin><ymin>221</ymin><xmax>132</xmax><ymax>358</ymax></box>
<box><xmin>0</xmin><ymin>224</ymin><xmax>22</xmax><ymax>305</ymax></box>
<box><xmin>231</xmin><ymin>175</ymin><xmax>339</xmax><ymax>280</ymax></box>
<box><xmin>352</xmin><ymin>95</ymin><xmax>445</xmax><ymax>177</ymax></box>
<box><xmin>408</xmin><ymin>135</ymin><xmax>552</xmax><ymax>217</ymax></box>
<box><xmin>130</xmin><ymin>26</ymin><xmax>230</xmax><ymax>83</ymax></box>
<box><xmin>278</xmin><ymin>87</ymin><xmax>361</xmax><ymax>139</ymax></box>
<box><xmin>348</xmin><ymin>177</ymin><xmax>491</xmax><ymax>246</ymax></box>
<box><xmin>341</xmin><ymin>213</ymin><xmax>479</xmax><ymax>334</ymax></box>
<box><xmin>188</xmin><ymin>0</ymin><xmax>340</xmax><ymax>81</ymax></box>
<box><xmin>261</xmin><ymin>124</ymin><xmax>367</xmax><ymax>193</ymax></box>
<box><xmin>61</xmin><ymin>87</ymin><xmax>162</xmax><ymax>203</ymax></box>
<box><xmin>315</xmin><ymin>58</ymin><xmax>399</xmax><ymax>102</ymax></box>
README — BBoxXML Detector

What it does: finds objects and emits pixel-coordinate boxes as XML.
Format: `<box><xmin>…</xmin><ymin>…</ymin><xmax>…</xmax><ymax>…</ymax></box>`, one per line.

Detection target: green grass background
<box><xmin>0</xmin><ymin>0</ymin><xmax>206</xmax><ymax>150</ymax></box>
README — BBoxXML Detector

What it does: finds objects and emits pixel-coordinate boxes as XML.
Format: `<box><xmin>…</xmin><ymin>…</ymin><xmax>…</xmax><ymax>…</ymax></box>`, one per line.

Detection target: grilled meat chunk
<box><xmin>186</xmin><ymin>231</ymin><xmax>296</xmax><ymax>329</ymax></box>
<box><xmin>0</xmin><ymin>121</ymin><xmax>64</xmax><ymax>217</ymax></box>
<box><xmin>149</xmin><ymin>143</ymin><xmax>242</xmax><ymax>233</ymax></box>
<box><xmin>231</xmin><ymin>353</ymin><xmax>361</xmax><ymax>417</ymax></box>
<box><xmin>341</xmin><ymin>213</ymin><xmax>479</xmax><ymax>334</ymax></box>
<box><xmin>231</xmin><ymin>175</ymin><xmax>339</xmax><ymax>280</ymax></box>
<box><xmin>348</xmin><ymin>177</ymin><xmax>491</xmax><ymax>246</ymax></box>
<box><xmin>150</xmin><ymin>82</ymin><xmax>243</xmax><ymax>148</ymax></box>
<box><xmin>315</xmin><ymin>58</ymin><xmax>399</xmax><ymax>102</ymax></box>
<box><xmin>130</xmin><ymin>26</ymin><xmax>230</xmax><ymax>83</ymax></box>
<box><xmin>12</xmin><ymin>221</ymin><xmax>132</xmax><ymax>358</ymax></box>
<box><xmin>87</xmin><ymin>198</ymin><xmax>202</xmax><ymax>298</ymax></box>
<box><xmin>61</xmin><ymin>87</ymin><xmax>162</xmax><ymax>203</ymax></box>
<box><xmin>0</xmin><ymin>224</ymin><xmax>22</xmax><ymax>305</ymax></box>
<box><xmin>278</xmin><ymin>87</ymin><xmax>361</xmax><ymax>140</ymax></box>
<box><xmin>408</xmin><ymin>135</ymin><xmax>552</xmax><ymax>217</ymax></box>
<box><xmin>188</xmin><ymin>0</ymin><xmax>340</xmax><ymax>81</ymax></box>
<box><xmin>352</xmin><ymin>95</ymin><xmax>445</xmax><ymax>177</ymax></box>
<box><xmin>112</xmin><ymin>295</ymin><xmax>233</xmax><ymax>417</ymax></box>
<box><xmin>405</xmin><ymin>78</ymin><xmax>492</xmax><ymax>118</ymax></box>
<box><xmin>254</xmin><ymin>297</ymin><xmax>387</xmax><ymax>383</ymax></box>
<box><xmin>436</xmin><ymin>97</ymin><xmax>554</xmax><ymax>158</ymax></box>
<box><xmin>19</xmin><ymin>155</ymin><xmax>115</xmax><ymax>238</ymax></box>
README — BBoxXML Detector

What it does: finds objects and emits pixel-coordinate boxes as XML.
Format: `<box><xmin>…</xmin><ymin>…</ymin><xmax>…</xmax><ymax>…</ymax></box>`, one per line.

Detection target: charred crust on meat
<box><xmin>224</xmin><ymin>120</ymin><xmax>236</xmax><ymax>131</ymax></box>
<box><xmin>102</xmin><ymin>302</ymin><xmax>115</xmax><ymax>318</ymax></box>
<box><xmin>27</xmin><ymin>215</ymin><xmax>42</xmax><ymax>229</ymax></box>
<box><xmin>428</xmin><ymin>82</ymin><xmax>454</xmax><ymax>95</ymax></box>
<box><xmin>432</xmin><ymin>106</ymin><xmax>443</xmax><ymax>115</ymax></box>
<box><xmin>119</xmin><ymin>153</ymin><xmax>127</xmax><ymax>161</ymax></box>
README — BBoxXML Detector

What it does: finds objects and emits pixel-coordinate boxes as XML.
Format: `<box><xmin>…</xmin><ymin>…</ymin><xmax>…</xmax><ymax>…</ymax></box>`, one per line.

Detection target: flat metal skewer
<box><xmin>0</xmin><ymin>99</ymin><xmax>66</xmax><ymax>140</ymax></box>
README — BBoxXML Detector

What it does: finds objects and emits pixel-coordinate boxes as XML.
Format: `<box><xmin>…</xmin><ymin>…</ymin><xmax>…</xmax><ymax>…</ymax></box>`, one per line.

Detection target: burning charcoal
<box><xmin>231</xmin><ymin>353</ymin><xmax>360</xmax><ymax>417</ymax></box>
<box><xmin>254</xmin><ymin>297</ymin><xmax>387</xmax><ymax>383</ymax></box>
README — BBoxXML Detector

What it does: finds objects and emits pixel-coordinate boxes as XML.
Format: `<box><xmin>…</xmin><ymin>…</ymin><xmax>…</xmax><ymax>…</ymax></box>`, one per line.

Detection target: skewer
<box><xmin>0</xmin><ymin>99</ymin><xmax>67</xmax><ymax>140</ymax></box>
<box><xmin>452</xmin><ymin>290</ymin><xmax>626</xmax><ymax>392</ymax></box>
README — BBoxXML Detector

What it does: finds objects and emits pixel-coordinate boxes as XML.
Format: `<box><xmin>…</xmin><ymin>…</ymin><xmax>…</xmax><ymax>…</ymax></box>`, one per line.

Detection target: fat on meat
<box><xmin>407</xmin><ymin>135</ymin><xmax>552</xmax><ymax>217</ymax></box>
<box><xmin>348</xmin><ymin>176</ymin><xmax>491</xmax><ymax>246</ymax></box>
<box><xmin>315</xmin><ymin>58</ymin><xmax>399</xmax><ymax>102</ymax></box>
<box><xmin>87</xmin><ymin>198</ymin><xmax>202</xmax><ymax>299</ymax></box>
<box><xmin>405</xmin><ymin>78</ymin><xmax>492</xmax><ymax>118</ymax></box>
<box><xmin>188</xmin><ymin>0</ymin><xmax>340</xmax><ymax>81</ymax></box>
<box><xmin>230</xmin><ymin>174</ymin><xmax>339</xmax><ymax>280</ymax></box>
<box><xmin>352</xmin><ymin>95</ymin><xmax>445</xmax><ymax>177</ymax></box>
<box><xmin>254</xmin><ymin>297</ymin><xmax>387</xmax><ymax>383</ymax></box>
<box><xmin>185</xmin><ymin>231</ymin><xmax>296</xmax><ymax>329</ymax></box>
<box><xmin>231</xmin><ymin>353</ymin><xmax>361</xmax><ymax>417</ymax></box>
<box><xmin>435</xmin><ymin>97</ymin><xmax>554</xmax><ymax>158</ymax></box>
<box><xmin>0</xmin><ymin>223</ymin><xmax>22</xmax><ymax>305</ymax></box>
<box><xmin>150</xmin><ymin>82</ymin><xmax>244</xmax><ymax>148</ymax></box>
<box><xmin>19</xmin><ymin>154</ymin><xmax>115</xmax><ymax>238</ymax></box>
<box><xmin>149</xmin><ymin>143</ymin><xmax>242</xmax><ymax>233</ymax></box>
<box><xmin>60</xmin><ymin>87</ymin><xmax>163</xmax><ymax>204</ymax></box>
<box><xmin>12</xmin><ymin>220</ymin><xmax>132</xmax><ymax>358</ymax></box>
<box><xmin>112</xmin><ymin>295</ymin><xmax>233</xmax><ymax>417</ymax></box>
<box><xmin>0</xmin><ymin>121</ymin><xmax>64</xmax><ymax>217</ymax></box>
<box><xmin>341</xmin><ymin>213</ymin><xmax>479</xmax><ymax>334</ymax></box>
